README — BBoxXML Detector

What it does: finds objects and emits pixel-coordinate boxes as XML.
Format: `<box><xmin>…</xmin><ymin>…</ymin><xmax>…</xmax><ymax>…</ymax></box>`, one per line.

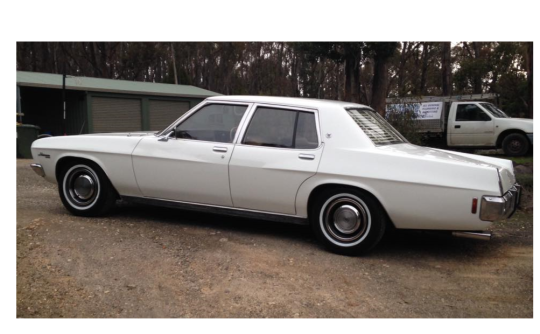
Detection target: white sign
<box><xmin>418</xmin><ymin>102</ymin><xmax>443</xmax><ymax>120</ymax></box>
<box><xmin>386</xmin><ymin>102</ymin><xmax>443</xmax><ymax>120</ymax></box>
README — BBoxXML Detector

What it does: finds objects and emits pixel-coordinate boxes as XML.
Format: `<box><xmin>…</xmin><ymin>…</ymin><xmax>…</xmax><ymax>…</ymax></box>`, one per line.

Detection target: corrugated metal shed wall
<box><xmin>149</xmin><ymin>100</ymin><xmax>190</xmax><ymax>131</ymax></box>
<box><xmin>92</xmin><ymin>97</ymin><xmax>142</xmax><ymax>133</ymax></box>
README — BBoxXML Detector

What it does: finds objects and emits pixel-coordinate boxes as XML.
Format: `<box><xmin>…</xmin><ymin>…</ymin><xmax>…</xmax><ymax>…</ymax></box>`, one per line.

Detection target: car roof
<box><xmin>206</xmin><ymin>95</ymin><xmax>373</xmax><ymax>110</ymax></box>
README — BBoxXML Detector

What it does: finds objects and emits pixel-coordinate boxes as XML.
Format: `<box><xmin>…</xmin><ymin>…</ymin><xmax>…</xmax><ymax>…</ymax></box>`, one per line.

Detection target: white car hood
<box><xmin>82</xmin><ymin>132</ymin><xmax>156</xmax><ymax>137</ymax></box>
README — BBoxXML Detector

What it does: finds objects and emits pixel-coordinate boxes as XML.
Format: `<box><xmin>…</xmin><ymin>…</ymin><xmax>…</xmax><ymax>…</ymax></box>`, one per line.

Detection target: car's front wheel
<box><xmin>58</xmin><ymin>160</ymin><xmax>117</xmax><ymax>216</ymax></box>
<box><xmin>310</xmin><ymin>187</ymin><xmax>386</xmax><ymax>255</ymax></box>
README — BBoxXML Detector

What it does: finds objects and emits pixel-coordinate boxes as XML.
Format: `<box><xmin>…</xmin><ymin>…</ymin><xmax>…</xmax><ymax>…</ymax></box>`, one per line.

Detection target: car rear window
<box><xmin>346</xmin><ymin>108</ymin><xmax>407</xmax><ymax>146</ymax></box>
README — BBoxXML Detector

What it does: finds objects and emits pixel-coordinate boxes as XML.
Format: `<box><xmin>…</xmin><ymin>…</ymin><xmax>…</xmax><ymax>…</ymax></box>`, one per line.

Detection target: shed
<box><xmin>16</xmin><ymin>71</ymin><xmax>219</xmax><ymax>135</ymax></box>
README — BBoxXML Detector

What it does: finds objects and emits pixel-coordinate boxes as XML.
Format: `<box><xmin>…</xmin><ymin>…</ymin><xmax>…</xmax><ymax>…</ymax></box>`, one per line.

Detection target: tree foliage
<box><xmin>16</xmin><ymin>41</ymin><xmax>532</xmax><ymax>118</ymax></box>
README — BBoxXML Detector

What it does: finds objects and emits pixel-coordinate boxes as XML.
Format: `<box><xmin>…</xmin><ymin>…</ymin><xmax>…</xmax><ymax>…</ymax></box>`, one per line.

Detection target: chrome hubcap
<box><xmin>65</xmin><ymin>166</ymin><xmax>99</xmax><ymax>207</ymax></box>
<box><xmin>323</xmin><ymin>197</ymin><xmax>369</xmax><ymax>243</ymax></box>
<box><xmin>333</xmin><ymin>205</ymin><xmax>360</xmax><ymax>234</ymax></box>
<box><xmin>73</xmin><ymin>175</ymin><xmax>95</xmax><ymax>200</ymax></box>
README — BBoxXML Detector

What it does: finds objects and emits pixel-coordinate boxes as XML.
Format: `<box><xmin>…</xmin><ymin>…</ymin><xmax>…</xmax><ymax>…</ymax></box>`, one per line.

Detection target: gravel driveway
<box><xmin>16</xmin><ymin>159</ymin><xmax>533</xmax><ymax>318</ymax></box>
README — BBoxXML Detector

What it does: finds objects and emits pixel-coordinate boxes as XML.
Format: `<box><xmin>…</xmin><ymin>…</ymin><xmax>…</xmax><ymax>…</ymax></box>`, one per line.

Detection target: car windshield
<box><xmin>346</xmin><ymin>108</ymin><xmax>408</xmax><ymax>146</ymax></box>
<box><xmin>481</xmin><ymin>103</ymin><xmax>509</xmax><ymax>118</ymax></box>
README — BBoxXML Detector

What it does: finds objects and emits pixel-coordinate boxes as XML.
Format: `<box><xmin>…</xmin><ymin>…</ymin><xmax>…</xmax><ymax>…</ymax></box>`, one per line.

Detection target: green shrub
<box><xmin>516</xmin><ymin>173</ymin><xmax>533</xmax><ymax>190</ymax></box>
<box><xmin>386</xmin><ymin>107</ymin><xmax>423</xmax><ymax>145</ymax></box>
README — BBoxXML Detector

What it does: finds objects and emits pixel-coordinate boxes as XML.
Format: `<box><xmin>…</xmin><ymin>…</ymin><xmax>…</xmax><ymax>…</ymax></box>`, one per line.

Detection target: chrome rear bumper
<box><xmin>30</xmin><ymin>163</ymin><xmax>45</xmax><ymax>177</ymax></box>
<box><xmin>480</xmin><ymin>184</ymin><xmax>521</xmax><ymax>221</ymax></box>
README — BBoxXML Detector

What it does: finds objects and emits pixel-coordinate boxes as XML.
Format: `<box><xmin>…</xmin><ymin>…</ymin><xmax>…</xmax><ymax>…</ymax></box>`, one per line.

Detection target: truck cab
<box><xmin>447</xmin><ymin>101</ymin><xmax>533</xmax><ymax>156</ymax></box>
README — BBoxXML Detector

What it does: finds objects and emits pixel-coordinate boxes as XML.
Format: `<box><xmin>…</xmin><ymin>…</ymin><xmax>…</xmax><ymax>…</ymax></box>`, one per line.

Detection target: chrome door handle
<box><xmin>298</xmin><ymin>153</ymin><xmax>315</xmax><ymax>160</ymax></box>
<box><xmin>213</xmin><ymin>146</ymin><xmax>228</xmax><ymax>153</ymax></box>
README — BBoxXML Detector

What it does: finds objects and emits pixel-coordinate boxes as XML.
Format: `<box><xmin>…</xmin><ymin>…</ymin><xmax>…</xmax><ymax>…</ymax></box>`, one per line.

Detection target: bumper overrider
<box><xmin>30</xmin><ymin>163</ymin><xmax>45</xmax><ymax>177</ymax></box>
<box><xmin>480</xmin><ymin>184</ymin><xmax>521</xmax><ymax>221</ymax></box>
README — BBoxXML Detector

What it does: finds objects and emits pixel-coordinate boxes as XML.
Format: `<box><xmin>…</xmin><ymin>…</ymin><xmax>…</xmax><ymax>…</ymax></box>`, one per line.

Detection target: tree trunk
<box><xmin>441</xmin><ymin>42</ymin><xmax>452</xmax><ymax>96</ymax></box>
<box><xmin>353</xmin><ymin>57</ymin><xmax>361</xmax><ymax>103</ymax></box>
<box><xmin>344</xmin><ymin>53</ymin><xmax>354</xmax><ymax>101</ymax></box>
<box><xmin>526</xmin><ymin>42</ymin><xmax>533</xmax><ymax>118</ymax></box>
<box><xmin>472</xmin><ymin>42</ymin><xmax>482</xmax><ymax>94</ymax></box>
<box><xmin>171</xmin><ymin>43</ymin><xmax>178</xmax><ymax>84</ymax></box>
<box><xmin>419</xmin><ymin>42</ymin><xmax>430</xmax><ymax>95</ymax></box>
<box><xmin>371</xmin><ymin>57</ymin><xmax>389</xmax><ymax>117</ymax></box>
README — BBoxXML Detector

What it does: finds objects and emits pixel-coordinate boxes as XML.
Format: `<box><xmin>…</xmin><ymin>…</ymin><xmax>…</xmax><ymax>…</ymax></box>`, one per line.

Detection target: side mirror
<box><xmin>158</xmin><ymin>129</ymin><xmax>175</xmax><ymax>142</ymax></box>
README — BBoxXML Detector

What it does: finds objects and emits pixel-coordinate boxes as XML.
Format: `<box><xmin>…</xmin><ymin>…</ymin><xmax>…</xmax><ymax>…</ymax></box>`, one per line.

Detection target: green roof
<box><xmin>16</xmin><ymin>71</ymin><xmax>220</xmax><ymax>98</ymax></box>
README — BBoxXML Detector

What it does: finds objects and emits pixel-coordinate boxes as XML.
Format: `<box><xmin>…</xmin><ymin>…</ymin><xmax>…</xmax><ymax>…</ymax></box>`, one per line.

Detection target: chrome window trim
<box><xmin>235</xmin><ymin>103</ymin><xmax>322</xmax><ymax>150</ymax></box>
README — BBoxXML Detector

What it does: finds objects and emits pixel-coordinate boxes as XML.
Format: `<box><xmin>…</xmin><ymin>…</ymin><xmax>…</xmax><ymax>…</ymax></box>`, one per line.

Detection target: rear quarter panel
<box><xmin>295</xmin><ymin>104</ymin><xmax>501</xmax><ymax>231</ymax></box>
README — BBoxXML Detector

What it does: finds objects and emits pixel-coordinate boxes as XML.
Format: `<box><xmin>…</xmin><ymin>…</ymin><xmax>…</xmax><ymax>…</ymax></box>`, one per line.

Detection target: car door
<box><xmin>229</xmin><ymin>104</ymin><xmax>323</xmax><ymax>215</ymax></box>
<box><xmin>132</xmin><ymin>102</ymin><xmax>251</xmax><ymax>206</ymax></box>
<box><xmin>449</xmin><ymin>103</ymin><xmax>495</xmax><ymax>146</ymax></box>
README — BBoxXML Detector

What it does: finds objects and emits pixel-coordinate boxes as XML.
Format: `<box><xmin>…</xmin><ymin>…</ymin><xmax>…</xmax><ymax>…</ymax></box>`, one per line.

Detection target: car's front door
<box><xmin>229</xmin><ymin>104</ymin><xmax>323</xmax><ymax>215</ymax></box>
<box><xmin>132</xmin><ymin>102</ymin><xmax>250</xmax><ymax>206</ymax></box>
<box><xmin>449</xmin><ymin>103</ymin><xmax>495</xmax><ymax>146</ymax></box>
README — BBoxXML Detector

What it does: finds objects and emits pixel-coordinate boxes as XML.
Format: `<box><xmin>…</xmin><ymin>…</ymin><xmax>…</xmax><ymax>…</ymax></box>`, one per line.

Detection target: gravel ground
<box><xmin>16</xmin><ymin>159</ymin><xmax>533</xmax><ymax>318</ymax></box>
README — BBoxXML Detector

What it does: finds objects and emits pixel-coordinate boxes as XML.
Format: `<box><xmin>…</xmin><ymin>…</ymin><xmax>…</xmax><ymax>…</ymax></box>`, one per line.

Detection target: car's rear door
<box><xmin>229</xmin><ymin>104</ymin><xmax>323</xmax><ymax>215</ymax></box>
<box><xmin>132</xmin><ymin>102</ymin><xmax>251</xmax><ymax>206</ymax></box>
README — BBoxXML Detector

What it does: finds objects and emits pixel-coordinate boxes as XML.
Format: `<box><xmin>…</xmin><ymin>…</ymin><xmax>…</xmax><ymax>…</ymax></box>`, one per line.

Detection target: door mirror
<box><xmin>158</xmin><ymin>129</ymin><xmax>175</xmax><ymax>142</ymax></box>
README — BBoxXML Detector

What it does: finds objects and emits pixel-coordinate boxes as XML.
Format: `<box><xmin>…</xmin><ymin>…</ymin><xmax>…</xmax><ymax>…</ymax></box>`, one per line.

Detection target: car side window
<box><xmin>243</xmin><ymin>107</ymin><xmax>318</xmax><ymax>149</ymax></box>
<box><xmin>176</xmin><ymin>104</ymin><xmax>248</xmax><ymax>143</ymax></box>
<box><xmin>456</xmin><ymin>104</ymin><xmax>491</xmax><ymax>122</ymax></box>
<box><xmin>295</xmin><ymin>112</ymin><xmax>319</xmax><ymax>149</ymax></box>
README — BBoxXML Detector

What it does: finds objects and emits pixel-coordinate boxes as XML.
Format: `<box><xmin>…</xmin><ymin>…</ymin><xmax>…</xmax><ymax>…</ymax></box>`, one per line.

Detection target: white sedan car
<box><xmin>30</xmin><ymin>96</ymin><xmax>521</xmax><ymax>254</ymax></box>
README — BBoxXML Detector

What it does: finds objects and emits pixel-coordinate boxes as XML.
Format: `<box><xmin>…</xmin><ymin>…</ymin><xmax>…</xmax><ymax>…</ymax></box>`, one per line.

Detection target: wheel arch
<box><xmin>496</xmin><ymin>129</ymin><xmax>528</xmax><ymax>148</ymax></box>
<box><xmin>55</xmin><ymin>155</ymin><xmax>120</xmax><ymax>199</ymax></box>
<box><xmin>305</xmin><ymin>182</ymin><xmax>396</xmax><ymax>229</ymax></box>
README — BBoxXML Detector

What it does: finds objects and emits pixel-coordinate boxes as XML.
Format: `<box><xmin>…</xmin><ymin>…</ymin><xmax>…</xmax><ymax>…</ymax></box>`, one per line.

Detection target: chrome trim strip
<box><xmin>121</xmin><ymin>196</ymin><xmax>309</xmax><ymax>225</ymax></box>
<box><xmin>496</xmin><ymin>168</ymin><xmax>504</xmax><ymax>196</ymax></box>
<box><xmin>158</xmin><ymin>101</ymin><xmax>253</xmax><ymax>138</ymax></box>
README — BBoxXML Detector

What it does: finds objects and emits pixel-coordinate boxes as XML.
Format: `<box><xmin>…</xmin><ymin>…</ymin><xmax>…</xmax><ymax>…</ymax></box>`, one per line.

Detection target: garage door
<box><xmin>149</xmin><ymin>100</ymin><xmax>190</xmax><ymax>131</ymax></box>
<box><xmin>92</xmin><ymin>97</ymin><xmax>142</xmax><ymax>133</ymax></box>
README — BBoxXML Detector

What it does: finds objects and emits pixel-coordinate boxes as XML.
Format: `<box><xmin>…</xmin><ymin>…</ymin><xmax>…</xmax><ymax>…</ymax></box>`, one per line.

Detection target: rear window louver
<box><xmin>346</xmin><ymin>108</ymin><xmax>406</xmax><ymax>146</ymax></box>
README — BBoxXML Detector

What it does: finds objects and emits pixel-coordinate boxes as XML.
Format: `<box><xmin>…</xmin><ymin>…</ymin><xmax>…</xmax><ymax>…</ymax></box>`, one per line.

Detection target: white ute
<box><xmin>387</xmin><ymin>94</ymin><xmax>533</xmax><ymax>156</ymax></box>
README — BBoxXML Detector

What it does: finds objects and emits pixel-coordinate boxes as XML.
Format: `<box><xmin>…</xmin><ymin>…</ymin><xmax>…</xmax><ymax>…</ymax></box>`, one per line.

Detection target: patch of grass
<box><xmin>516</xmin><ymin>173</ymin><xmax>533</xmax><ymax>190</ymax></box>
<box><xmin>474</xmin><ymin>152</ymin><xmax>533</xmax><ymax>165</ymax></box>
<box><xmin>506</xmin><ymin>156</ymin><xmax>534</xmax><ymax>165</ymax></box>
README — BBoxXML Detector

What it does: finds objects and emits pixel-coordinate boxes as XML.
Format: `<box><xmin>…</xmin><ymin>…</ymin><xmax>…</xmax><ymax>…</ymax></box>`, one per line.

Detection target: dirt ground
<box><xmin>16</xmin><ymin>159</ymin><xmax>533</xmax><ymax>318</ymax></box>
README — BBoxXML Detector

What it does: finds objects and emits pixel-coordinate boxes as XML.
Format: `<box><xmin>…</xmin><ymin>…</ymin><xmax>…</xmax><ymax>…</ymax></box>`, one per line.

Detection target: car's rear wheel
<box><xmin>502</xmin><ymin>133</ymin><xmax>529</xmax><ymax>156</ymax></box>
<box><xmin>310</xmin><ymin>187</ymin><xmax>386</xmax><ymax>255</ymax></box>
<box><xmin>58</xmin><ymin>161</ymin><xmax>117</xmax><ymax>216</ymax></box>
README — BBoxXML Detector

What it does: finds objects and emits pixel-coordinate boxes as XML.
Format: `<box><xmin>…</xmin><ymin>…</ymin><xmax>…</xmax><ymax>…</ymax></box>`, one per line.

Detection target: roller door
<box><xmin>92</xmin><ymin>97</ymin><xmax>142</xmax><ymax>133</ymax></box>
<box><xmin>149</xmin><ymin>100</ymin><xmax>190</xmax><ymax>131</ymax></box>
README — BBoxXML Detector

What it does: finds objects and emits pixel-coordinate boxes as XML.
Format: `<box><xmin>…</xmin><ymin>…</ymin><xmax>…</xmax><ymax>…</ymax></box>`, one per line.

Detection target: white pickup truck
<box><xmin>386</xmin><ymin>94</ymin><xmax>533</xmax><ymax>156</ymax></box>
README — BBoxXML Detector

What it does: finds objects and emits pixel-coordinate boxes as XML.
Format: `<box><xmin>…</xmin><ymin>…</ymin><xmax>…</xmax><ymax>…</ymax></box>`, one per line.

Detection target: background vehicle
<box><xmin>386</xmin><ymin>94</ymin><xmax>533</xmax><ymax>156</ymax></box>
